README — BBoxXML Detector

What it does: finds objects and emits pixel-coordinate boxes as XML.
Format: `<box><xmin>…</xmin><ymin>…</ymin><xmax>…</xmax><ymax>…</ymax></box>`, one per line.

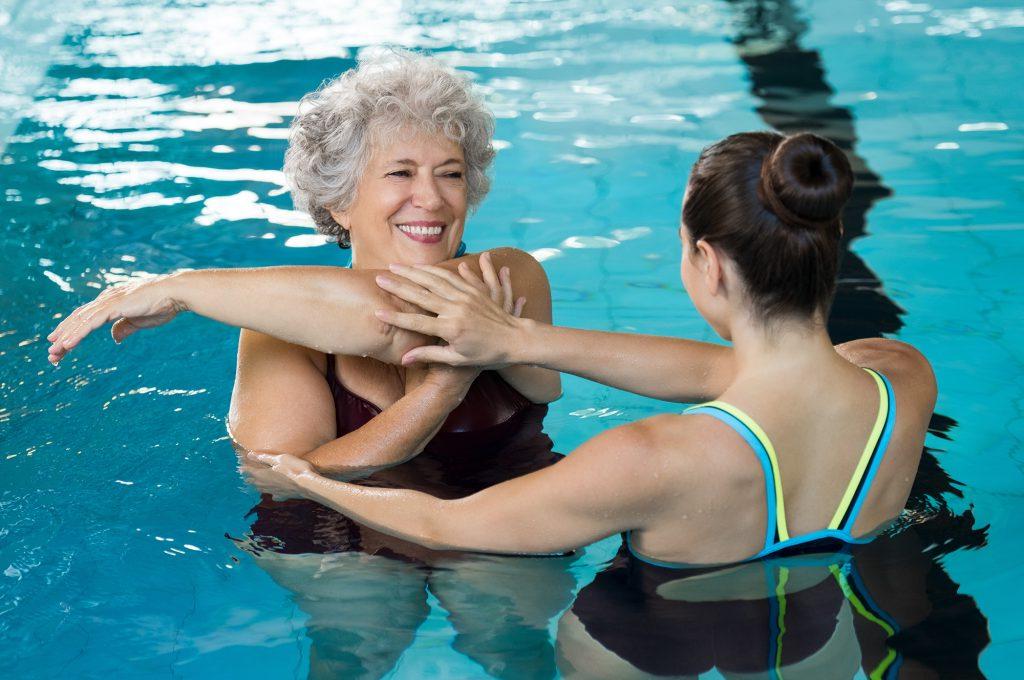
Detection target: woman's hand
<box><xmin>47</xmin><ymin>274</ymin><xmax>186</xmax><ymax>365</ymax></box>
<box><xmin>374</xmin><ymin>252</ymin><xmax>528</xmax><ymax>368</ymax></box>
<box><xmin>243</xmin><ymin>451</ymin><xmax>316</xmax><ymax>500</ymax></box>
<box><xmin>422</xmin><ymin>362</ymin><xmax>482</xmax><ymax>402</ymax></box>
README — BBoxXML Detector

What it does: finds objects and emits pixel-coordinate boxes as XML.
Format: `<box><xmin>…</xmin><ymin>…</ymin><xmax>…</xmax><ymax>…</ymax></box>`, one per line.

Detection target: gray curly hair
<box><xmin>283</xmin><ymin>49</ymin><xmax>496</xmax><ymax>248</ymax></box>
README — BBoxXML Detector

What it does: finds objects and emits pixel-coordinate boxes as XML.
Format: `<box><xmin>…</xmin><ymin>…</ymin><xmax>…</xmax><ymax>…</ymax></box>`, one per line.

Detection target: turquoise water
<box><xmin>1</xmin><ymin>0</ymin><xmax>1022</xmax><ymax>677</ymax></box>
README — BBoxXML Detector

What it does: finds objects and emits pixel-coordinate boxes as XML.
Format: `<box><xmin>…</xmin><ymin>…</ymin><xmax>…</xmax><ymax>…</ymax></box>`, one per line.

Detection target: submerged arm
<box><xmin>46</xmin><ymin>248</ymin><xmax>554</xmax><ymax>374</ymax></box>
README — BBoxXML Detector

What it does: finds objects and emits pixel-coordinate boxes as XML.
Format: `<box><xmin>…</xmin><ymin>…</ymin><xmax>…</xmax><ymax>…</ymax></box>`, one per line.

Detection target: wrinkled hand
<box><xmin>47</xmin><ymin>274</ymin><xmax>185</xmax><ymax>365</ymax></box>
<box><xmin>374</xmin><ymin>252</ymin><xmax>526</xmax><ymax>368</ymax></box>
<box><xmin>243</xmin><ymin>452</ymin><xmax>316</xmax><ymax>501</ymax></box>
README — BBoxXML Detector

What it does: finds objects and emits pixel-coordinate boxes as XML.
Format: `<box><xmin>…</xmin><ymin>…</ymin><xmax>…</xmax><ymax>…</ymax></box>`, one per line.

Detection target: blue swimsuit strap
<box><xmin>836</xmin><ymin>369</ymin><xmax>897</xmax><ymax>533</ymax></box>
<box><xmin>684</xmin><ymin>405</ymin><xmax>780</xmax><ymax>550</ymax></box>
<box><xmin>628</xmin><ymin>369</ymin><xmax>898</xmax><ymax>568</ymax></box>
<box><xmin>750</xmin><ymin>369</ymin><xmax>897</xmax><ymax>557</ymax></box>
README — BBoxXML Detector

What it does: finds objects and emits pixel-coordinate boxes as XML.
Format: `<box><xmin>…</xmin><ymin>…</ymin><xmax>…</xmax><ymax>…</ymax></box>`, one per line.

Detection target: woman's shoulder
<box><xmin>835</xmin><ymin>337</ymin><xmax>937</xmax><ymax>426</ymax></box>
<box><xmin>476</xmin><ymin>247</ymin><xmax>549</xmax><ymax>279</ymax></box>
<box><xmin>836</xmin><ymin>338</ymin><xmax>935</xmax><ymax>390</ymax></box>
<box><xmin>237</xmin><ymin>328</ymin><xmax>329</xmax><ymax>374</ymax></box>
<box><xmin>606</xmin><ymin>412</ymin><xmax>760</xmax><ymax>486</ymax></box>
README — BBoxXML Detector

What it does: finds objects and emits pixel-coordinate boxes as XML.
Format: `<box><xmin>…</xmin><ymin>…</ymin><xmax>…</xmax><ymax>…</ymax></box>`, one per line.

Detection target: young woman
<box><xmin>250</xmin><ymin>130</ymin><xmax>937</xmax><ymax>568</ymax></box>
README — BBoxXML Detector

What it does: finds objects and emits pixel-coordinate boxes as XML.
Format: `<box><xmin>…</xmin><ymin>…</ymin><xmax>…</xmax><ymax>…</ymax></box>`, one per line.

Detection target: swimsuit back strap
<box><xmin>685</xmin><ymin>402</ymin><xmax>788</xmax><ymax>545</ymax></box>
<box><xmin>827</xmin><ymin>368</ymin><xmax>897</xmax><ymax>532</ymax></box>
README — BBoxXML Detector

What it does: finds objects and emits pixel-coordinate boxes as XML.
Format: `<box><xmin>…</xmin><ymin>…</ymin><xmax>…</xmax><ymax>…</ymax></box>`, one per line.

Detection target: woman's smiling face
<box><xmin>333</xmin><ymin>128</ymin><xmax>468</xmax><ymax>269</ymax></box>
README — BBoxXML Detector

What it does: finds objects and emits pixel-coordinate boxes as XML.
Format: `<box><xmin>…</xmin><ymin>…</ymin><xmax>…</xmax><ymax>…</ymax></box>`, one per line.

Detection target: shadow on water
<box><xmin>557</xmin><ymin>2</ymin><xmax>989</xmax><ymax>677</ymax></box>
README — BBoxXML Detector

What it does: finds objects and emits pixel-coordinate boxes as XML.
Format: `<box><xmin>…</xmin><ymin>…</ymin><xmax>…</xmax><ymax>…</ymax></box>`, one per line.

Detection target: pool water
<box><xmin>2</xmin><ymin>0</ymin><xmax>1022</xmax><ymax>677</ymax></box>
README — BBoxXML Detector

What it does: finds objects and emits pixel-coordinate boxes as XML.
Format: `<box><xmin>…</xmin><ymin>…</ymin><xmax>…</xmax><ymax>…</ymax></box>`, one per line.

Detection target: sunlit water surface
<box><xmin>2</xmin><ymin>0</ymin><xmax>1022</xmax><ymax>677</ymax></box>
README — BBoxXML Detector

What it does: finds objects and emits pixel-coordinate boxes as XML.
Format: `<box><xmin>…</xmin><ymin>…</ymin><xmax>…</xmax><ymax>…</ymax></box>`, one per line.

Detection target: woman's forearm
<box><xmin>167</xmin><ymin>266</ymin><xmax>425</xmax><ymax>363</ymax></box>
<box><xmin>295</xmin><ymin>473</ymin><xmax>449</xmax><ymax>548</ymax></box>
<box><xmin>300</xmin><ymin>378</ymin><xmax>468</xmax><ymax>475</ymax></box>
<box><xmin>496</xmin><ymin>365</ymin><xmax>562</xmax><ymax>404</ymax></box>
<box><xmin>511</xmin><ymin>321</ymin><xmax>735</xmax><ymax>403</ymax></box>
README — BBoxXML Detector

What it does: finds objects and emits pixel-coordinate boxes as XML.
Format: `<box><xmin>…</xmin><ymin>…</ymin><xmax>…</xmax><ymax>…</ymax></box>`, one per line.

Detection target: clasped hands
<box><xmin>374</xmin><ymin>250</ymin><xmax>528</xmax><ymax>370</ymax></box>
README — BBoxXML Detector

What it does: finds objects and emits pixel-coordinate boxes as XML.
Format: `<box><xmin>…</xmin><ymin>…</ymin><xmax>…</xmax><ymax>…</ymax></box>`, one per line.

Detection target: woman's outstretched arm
<box><xmin>376</xmin><ymin>258</ymin><xmax>735</xmax><ymax>403</ymax></box>
<box><xmin>249</xmin><ymin>418</ymin><xmax>672</xmax><ymax>554</ymax></box>
<box><xmin>45</xmin><ymin>248</ymin><xmax>561</xmax><ymax>406</ymax></box>
<box><xmin>45</xmin><ymin>265</ymin><xmax>426</xmax><ymax>365</ymax></box>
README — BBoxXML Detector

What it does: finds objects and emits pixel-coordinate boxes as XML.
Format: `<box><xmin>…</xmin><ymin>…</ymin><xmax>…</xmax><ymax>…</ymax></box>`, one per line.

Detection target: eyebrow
<box><xmin>388</xmin><ymin>158</ymin><xmax>464</xmax><ymax>166</ymax></box>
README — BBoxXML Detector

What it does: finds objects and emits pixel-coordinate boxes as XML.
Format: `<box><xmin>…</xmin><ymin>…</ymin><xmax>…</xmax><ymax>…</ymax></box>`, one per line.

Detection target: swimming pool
<box><xmin>2</xmin><ymin>0</ymin><xmax>1022</xmax><ymax>676</ymax></box>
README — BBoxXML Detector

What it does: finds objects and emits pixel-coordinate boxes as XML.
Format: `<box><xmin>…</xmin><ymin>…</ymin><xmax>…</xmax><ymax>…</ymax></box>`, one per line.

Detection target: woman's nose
<box><xmin>411</xmin><ymin>173</ymin><xmax>443</xmax><ymax>210</ymax></box>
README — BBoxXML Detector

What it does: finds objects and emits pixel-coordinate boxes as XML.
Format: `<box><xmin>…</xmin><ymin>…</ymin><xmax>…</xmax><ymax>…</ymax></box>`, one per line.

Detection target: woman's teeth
<box><xmin>397</xmin><ymin>224</ymin><xmax>443</xmax><ymax>236</ymax></box>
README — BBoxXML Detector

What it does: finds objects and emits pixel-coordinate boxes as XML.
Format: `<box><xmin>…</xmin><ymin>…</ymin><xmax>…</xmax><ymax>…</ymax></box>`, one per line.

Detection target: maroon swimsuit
<box><xmin>246</xmin><ymin>356</ymin><xmax>560</xmax><ymax>559</ymax></box>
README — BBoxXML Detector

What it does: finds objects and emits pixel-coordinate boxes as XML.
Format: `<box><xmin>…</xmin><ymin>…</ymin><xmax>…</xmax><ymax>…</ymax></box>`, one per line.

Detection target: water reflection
<box><xmin>557</xmin><ymin>525</ymin><xmax>988</xmax><ymax>678</ymax></box>
<box><xmin>232</xmin><ymin>409</ymin><xmax>575</xmax><ymax>678</ymax></box>
<box><xmin>234</xmin><ymin>532</ymin><xmax>576</xmax><ymax>678</ymax></box>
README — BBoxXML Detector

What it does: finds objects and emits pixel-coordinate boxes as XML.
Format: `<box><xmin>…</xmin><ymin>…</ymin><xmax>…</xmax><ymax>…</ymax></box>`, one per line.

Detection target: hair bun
<box><xmin>758</xmin><ymin>132</ymin><xmax>853</xmax><ymax>232</ymax></box>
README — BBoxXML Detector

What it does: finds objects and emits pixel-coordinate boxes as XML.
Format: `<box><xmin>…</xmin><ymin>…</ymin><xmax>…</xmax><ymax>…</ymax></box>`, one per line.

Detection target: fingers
<box><xmin>499</xmin><ymin>266</ymin><xmax>514</xmax><ymax>313</ymax></box>
<box><xmin>48</xmin><ymin>286</ymin><xmax>114</xmax><ymax>342</ymax></box>
<box><xmin>47</xmin><ymin>299</ymin><xmax>118</xmax><ymax>364</ymax></box>
<box><xmin>375</xmin><ymin>274</ymin><xmax>448</xmax><ymax>315</ymax></box>
<box><xmin>457</xmin><ymin>261</ymin><xmax>488</xmax><ymax>293</ymax></box>
<box><xmin>111</xmin><ymin>318</ymin><xmax>141</xmax><ymax>344</ymax></box>
<box><xmin>404</xmin><ymin>263</ymin><xmax>480</xmax><ymax>297</ymax></box>
<box><xmin>387</xmin><ymin>263</ymin><xmax>468</xmax><ymax>301</ymax></box>
<box><xmin>480</xmin><ymin>251</ymin><xmax>501</xmax><ymax>302</ymax></box>
<box><xmin>374</xmin><ymin>309</ymin><xmax>445</xmax><ymax>337</ymax></box>
<box><xmin>248</xmin><ymin>451</ymin><xmax>280</xmax><ymax>466</ymax></box>
<box><xmin>514</xmin><ymin>296</ymin><xmax>526</xmax><ymax>318</ymax></box>
<box><xmin>401</xmin><ymin>344</ymin><xmax>470</xmax><ymax>366</ymax></box>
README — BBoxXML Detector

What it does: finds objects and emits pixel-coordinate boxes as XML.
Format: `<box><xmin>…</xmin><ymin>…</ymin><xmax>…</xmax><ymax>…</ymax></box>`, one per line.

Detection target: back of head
<box><xmin>682</xmin><ymin>131</ymin><xmax>853</xmax><ymax>322</ymax></box>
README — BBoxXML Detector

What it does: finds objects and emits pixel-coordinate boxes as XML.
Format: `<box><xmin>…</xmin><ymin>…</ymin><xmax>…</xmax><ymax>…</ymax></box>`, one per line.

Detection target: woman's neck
<box><xmin>728</xmin><ymin>312</ymin><xmax>843</xmax><ymax>382</ymax></box>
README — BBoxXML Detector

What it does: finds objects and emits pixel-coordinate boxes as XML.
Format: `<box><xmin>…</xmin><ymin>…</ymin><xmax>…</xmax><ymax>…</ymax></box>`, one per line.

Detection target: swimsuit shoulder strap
<box><xmin>324</xmin><ymin>353</ymin><xmax>337</xmax><ymax>383</ymax></box>
<box><xmin>685</xmin><ymin>401</ymin><xmax>790</xmax><ymax>547</ymax></box>
<box><xmin>826</xmin><ymin>368</ymin><xmax>897</xmax><ymax>533</ymax></box>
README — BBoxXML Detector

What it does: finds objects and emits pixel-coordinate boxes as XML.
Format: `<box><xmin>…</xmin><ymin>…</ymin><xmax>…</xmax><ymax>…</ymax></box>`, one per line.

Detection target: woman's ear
<box><xmin>696</xmin><ymin>239</ymin><xmax>724</xmax><ymax>297</ymax></box>
<box><xmin>329</xmin><ymin>208</ymin><xmax>351</xmax><ymax>231</ymax></box>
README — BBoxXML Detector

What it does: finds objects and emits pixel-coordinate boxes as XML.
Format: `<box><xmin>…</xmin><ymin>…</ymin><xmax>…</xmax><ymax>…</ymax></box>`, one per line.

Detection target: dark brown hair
<box><xmin>682</xmin><ymin>131</ymin><xmax>853</xmax><ymax>322</ymax></box>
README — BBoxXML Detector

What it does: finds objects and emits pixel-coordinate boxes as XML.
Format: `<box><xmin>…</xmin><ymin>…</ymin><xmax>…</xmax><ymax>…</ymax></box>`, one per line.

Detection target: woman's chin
<box><xmin>395</xmin><ymin>238</ymin><xmax>461</xmax><ymax>264</ymax></box>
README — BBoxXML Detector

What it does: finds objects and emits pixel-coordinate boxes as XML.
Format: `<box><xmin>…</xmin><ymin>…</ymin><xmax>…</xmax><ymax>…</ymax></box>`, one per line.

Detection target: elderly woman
<box><xmin>47</xmin><ymin>50</ymin><xmax>559</xmax><ymax>476</ymax></box>
<box><xmin>47</xmin><ymin>51</ymin><xmax>570</xmax><ymax>677</ymax></box>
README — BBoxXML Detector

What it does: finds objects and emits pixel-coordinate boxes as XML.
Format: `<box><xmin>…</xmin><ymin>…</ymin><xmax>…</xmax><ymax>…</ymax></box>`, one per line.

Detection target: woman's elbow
<box><xmin>418</xmin><ymin>502</ymin><xmax>462</xmax><ymax>551</ymax></box>
<box><xmin>532</xmin><ymin>373</ymin><xmax>563</xmax><ymax>404</ymax></box>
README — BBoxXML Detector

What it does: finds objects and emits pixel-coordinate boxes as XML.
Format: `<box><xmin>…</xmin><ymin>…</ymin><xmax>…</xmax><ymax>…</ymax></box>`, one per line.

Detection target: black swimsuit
<box><xmin>245</xmin><ymin>356</ymin><xmax>560</xmax><ymax>559</ymax></box>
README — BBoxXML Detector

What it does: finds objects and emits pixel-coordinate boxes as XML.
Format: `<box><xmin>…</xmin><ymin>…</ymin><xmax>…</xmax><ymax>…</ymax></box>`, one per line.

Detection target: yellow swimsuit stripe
<box><xmin>827</xmin><ymin>369</ymin><xmax>890</xmax><ymax>530</ymax></box>
<box><xmin>775</xmin><ymin>566</ymin><xmax>790</xmax><ymax>676</ymax></box>
<box><xmin>698</xmin><ymin>400</ymin><xmax>790</xmax><ymax>541</ymax></box>
<box><xmin>830</xmin><ymin>564</ymin><xmax>899</xmax><ymax>679</ymax></box>
<box><xmin>692</xmin><ymin>367</ymin><xmax>890</xmax><ymax>549</ymax></box>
